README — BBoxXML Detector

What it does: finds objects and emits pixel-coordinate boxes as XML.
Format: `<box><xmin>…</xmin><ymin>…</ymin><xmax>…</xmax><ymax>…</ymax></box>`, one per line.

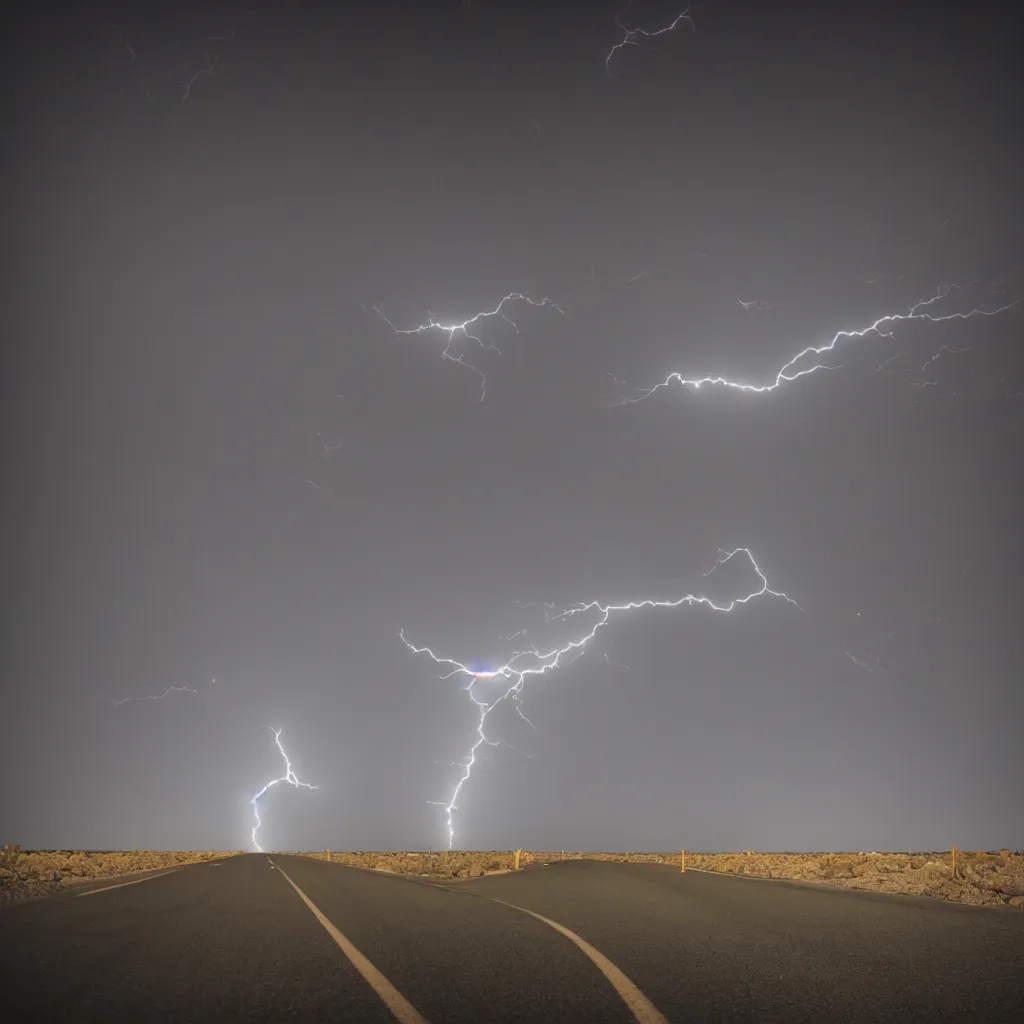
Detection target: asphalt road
<box><xmin>1</xmin><ymin>854</ymin><xmax>1022</xmax><ymax>1022</ymax></box>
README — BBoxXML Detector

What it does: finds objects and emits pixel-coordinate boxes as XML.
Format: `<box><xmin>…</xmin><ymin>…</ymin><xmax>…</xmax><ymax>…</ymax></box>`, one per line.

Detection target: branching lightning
<box><xmin>600</xmin><ymin>652</ymin><xmax>633</xmax><ymax>672</ymax></box>
<box><xmin>737</xmin><ymin>297</ymin><xmax>773</xmax><ymax>313</ymax></box>
<box><xmin>110</xmin><ymin>25</ymin><xmax>136</xmax><ymax>65</ymax></box>
<box><xmin>613</xmin><ymin>284</ymin><xmax>1019</xmax><ymax>405</ymax></box>
<box><xmin>317</xmin><ymin>432</ymin><xmax>346</xmax><ymax>459</ymax></box>
<box><xmin>401</xmin><ymin>547</ymin><xmax>799</xmax><ymax>848</ymax></box>
<box><xmin>606</xmin><ymin>3</ymin><xmax>695</xmax><ymax>73</ymax></box>
<box><xmin>249</xmin><ymin>728</ymin><xmax>319</xmax><ymax>853</ymax></box>
<box><xmin>364</xmin><ymin>292</ymin><xmax>564</xmax><ymax>400</ymax></box>
<box><xmin>110</xmin><ymin>685</ymin><xmax>199</xmax><ymax>705</ymax></box>
<box><xmin>182</xmin><ymin>52</ymin><xmax>218</xmax><ymax>100</ymax></box>
<box><xmin>918</xmin><ymin>344</ymin><xmax>971</xmax><ymax>374</ymax></box>
<box><xmin>846</xmin><ymin>652</ymin><xmax>880</xmax><ymax>673</ymax></box>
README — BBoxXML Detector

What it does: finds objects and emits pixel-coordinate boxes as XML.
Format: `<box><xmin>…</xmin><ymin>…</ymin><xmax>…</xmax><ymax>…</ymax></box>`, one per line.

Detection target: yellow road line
<box><xmin>485</xmin><ymin>896</ymin><xmax>669</xmax><ymax>1024</ymax></box>
<box><xmin>76</xmin><ymin>868</ymin><xmax>181</xmax><ymax>897</ymax></box>
<box><xmin>270</xmin><ymin>858</ymin><xmax>429</xmax><ymax>1024</ymax></box>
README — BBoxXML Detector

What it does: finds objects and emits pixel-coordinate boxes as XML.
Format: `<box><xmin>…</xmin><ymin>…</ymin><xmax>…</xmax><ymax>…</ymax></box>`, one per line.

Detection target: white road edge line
<box><xmin>484</xmin><ymin>896</ymin><xmax>669</xmax><ymax>1024</ymax></box>
<box><xmin>269</xmin><ymin>857</ymin><xmax>429</xmax><ymax>1024</ymax></box>
<box><xmin>76</xmin><ymin>868</ymin><xmax>181</xmax><ymax>897</ymax></box>
<box><xmin>684</xmin><ymin>867</ymin><xmax>769</xmax><ymax>879</ymax></box>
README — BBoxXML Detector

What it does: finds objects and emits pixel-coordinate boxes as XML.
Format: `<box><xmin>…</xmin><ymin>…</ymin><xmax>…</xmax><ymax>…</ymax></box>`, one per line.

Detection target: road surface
<box><xmin>1</xmin><ymin>854</ymin><xmax>1021</xmax><ymax>1022</ymax></box>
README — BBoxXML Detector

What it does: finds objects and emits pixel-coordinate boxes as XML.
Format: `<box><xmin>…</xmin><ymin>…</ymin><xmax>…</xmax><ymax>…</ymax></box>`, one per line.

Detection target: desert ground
<box><xmin>297</xmin><ymin>847</ymin><xmax>1024</xmax><ymax>908</ymax></box>
<box><xmin>0</xmin><ymin>846</ymin><xmax>240</xmax><ymax>905</ymax></box>
<box><xmin>4</xmin><ymin>844</ymin><xmax>1022</xmax><ymax>908</ymax></box>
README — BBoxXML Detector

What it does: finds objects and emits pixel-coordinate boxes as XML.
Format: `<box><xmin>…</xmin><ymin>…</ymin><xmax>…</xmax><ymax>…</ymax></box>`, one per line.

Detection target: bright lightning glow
<box><xmin>401</xmin><ymin>546</ymin><xmax>799</xmax><ymax>849</ymax></box>
<box><xmin>606</xmin><ymin>4</ymin><xmax>694</xmax><ymax>73</ymax></box>
<box><xmin>365</xmin><ymin>292</ymin><xmax>564</xmax><ymax>400</ymax></box>
<box><xmin>249</xmin><ymin>728</ymin><xmax>318</xmax><ymax>853</ymax></box>
<box><xmin>614</xmin><ymin>285</ymin><xmax>1018</xmax><ymax>404</ymax></box>
<box><xmin>110</xmin><ymin>686</ymin><xmax>199</xmax><ymax>705</ymax></box>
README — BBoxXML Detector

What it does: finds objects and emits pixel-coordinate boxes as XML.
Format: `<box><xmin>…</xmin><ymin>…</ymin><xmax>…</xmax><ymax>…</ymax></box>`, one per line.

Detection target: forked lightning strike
<box><xmin>249</xmin><ymin>728</ymin><xmax>318</xmax><ymax>852</ymax></box>
<box><xmin>401</xmin><ymin>547</ymin><xmax>799</xmax><ymax>848</ymax></box>
<box><xmin>365</xmin><ymin>292</ymin><xmax>564</xmax><ymax>400</ymax></box>
<box><xmin>615</xmin><ymin>285</ymin><xmax>1018</xmax><ymax>404</ymax></box>
<box><xmin>606</xmin><ymin>4</ymin><xmax>694</xmax><ymax>72</ymax></box>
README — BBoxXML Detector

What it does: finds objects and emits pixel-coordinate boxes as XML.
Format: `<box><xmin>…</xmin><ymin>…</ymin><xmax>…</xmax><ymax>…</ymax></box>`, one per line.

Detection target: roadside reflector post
<box><xmin>327</xmin><ymin>849</ymin><xmax>331</xmax><ymax>863</ymax></box>
<box><xmin>952</xmin><ymin>844</ymin><xmax>959</xmax><ymax>879</ymax></box>
<box><xmin>514</xmin><ymin>848</ymin><xmax>522</xmax><ymax>871</ymax></box>
<box><xmin>681</xmin><ymin>849</ymin><xmax>686</xmax><ymax>873</ymax></box>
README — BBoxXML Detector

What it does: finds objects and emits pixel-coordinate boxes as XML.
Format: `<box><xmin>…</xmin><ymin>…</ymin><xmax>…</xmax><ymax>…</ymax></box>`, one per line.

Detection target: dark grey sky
<box><xmin>4</xmin><ymin>0</ymin><xmax>1022</xmax><ymax>853</ymax></box>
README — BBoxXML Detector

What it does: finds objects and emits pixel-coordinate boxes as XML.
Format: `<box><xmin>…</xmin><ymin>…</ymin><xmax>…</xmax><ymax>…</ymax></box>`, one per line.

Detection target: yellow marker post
<box><xmin>327</xmin><ymin>849</ymin><xmax>331</xmax><ymax>863</ymax></box>
<box><xmin>681</xmin><ymin>849</ymin><xmax>686</xmax><ymax>873</ymax></box>
<box><xmin>952</xmin><ymin>844</ymin><xmax>958</xmax><ymax>879</ymax></box>
<box><xmin>514</xmin><ymin>848</ymin><xmax>522</xmax><ymax>871</ymax></box>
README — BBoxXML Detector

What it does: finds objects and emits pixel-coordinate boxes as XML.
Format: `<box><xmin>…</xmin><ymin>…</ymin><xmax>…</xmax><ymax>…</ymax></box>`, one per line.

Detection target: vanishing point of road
<box><xmin>1</xmin><ymin>853</ymin><xmax>1021</xmax><ymax>1022</ymax></box>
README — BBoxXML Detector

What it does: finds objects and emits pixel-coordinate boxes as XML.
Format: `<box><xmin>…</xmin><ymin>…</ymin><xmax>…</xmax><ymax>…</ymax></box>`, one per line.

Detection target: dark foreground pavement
<box><xmin>1</xmin><ymin>853</ymin><xmax>1021</xmax><ymax>1022</ymax></box>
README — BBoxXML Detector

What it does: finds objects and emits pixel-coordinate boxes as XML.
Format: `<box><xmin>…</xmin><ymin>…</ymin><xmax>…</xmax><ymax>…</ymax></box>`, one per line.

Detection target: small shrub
<box><xmin>0</xmin><ymin>844</ymin><xmax>21</xmax><ymax>876</ymax></box>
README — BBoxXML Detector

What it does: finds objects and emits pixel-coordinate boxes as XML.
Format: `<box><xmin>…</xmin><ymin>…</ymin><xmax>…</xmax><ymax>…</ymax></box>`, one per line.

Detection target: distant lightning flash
<box><xmin>615</xmin><ymin>285</ymin><xmax>1018</xmax><ymax>405</ymax></box>
<box><xmin>366</xmin><ymin>292</ymin><xmax>564</xmax><ymax>400</ymax></box>
<box><xmin>249</xmin><ymin>728</ymin><xmax>318</xmax><ymax>852</ymax></box>
<box><xmin>606</xmin><ymin>4</ymin><xmax>694</xmax><ymax>73</ymax></box>
<box><xmin>401</xmin><ymin>547</ymin><xmax>799</xmax><ymax>849</ymax></box>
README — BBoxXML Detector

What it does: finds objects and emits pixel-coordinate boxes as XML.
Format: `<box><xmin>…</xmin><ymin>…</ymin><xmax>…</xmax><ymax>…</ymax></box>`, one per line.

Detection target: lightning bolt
<box><xmin>614</xmin><ymin>284</ymin><xmax>1018</xmax><ymax>404</ymax></box>
<box><xmin>249</xmin><ymin>728</ymin><xmax>318</xmax><ymax>853</ymax></box>
<box><xmin>401</xmin><ymin>547</ymin><xmax>799</xmax><ymax>849</ymax></box>
<box><xmin>110</xmin><ymin>685</ymin><xmax>199</xmax><ymax>705</ymax></box>
<box><xmin>364</xmin><ymin>292</ymin><xmax>564</xmax><ymax>400</ymax></box>
<box><xmin>606</xmin><ymin>3</ymin><xmax>695</xmax><ymax>73</ymax></box>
